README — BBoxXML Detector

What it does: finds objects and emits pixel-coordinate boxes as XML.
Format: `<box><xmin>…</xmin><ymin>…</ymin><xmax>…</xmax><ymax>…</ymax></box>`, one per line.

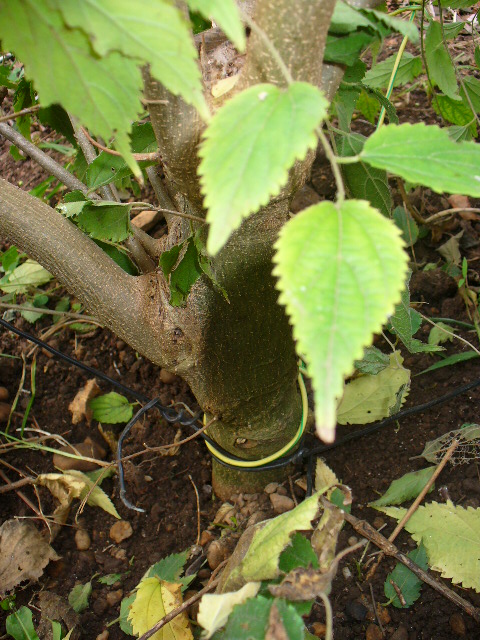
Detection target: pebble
<box><xmin>373</xmin><ymin>517</ymin><xmax>385</xmax><ymax>529</ymax></box>
<box><xmin>0</xmin><ymin>387</ymin><xmax>9</xmax><ymax>401</ymax></box>
<box><xmin>197</xmin><ymin>568</ymin><xmax>211</xmax><ymax>580</ymax></box>
<box><xmin>200</xmin><ymin>530</ymin><xmax>214</xmax><ymax>546</ymax></box>
<box><xmin>0</xmin><ymin>401</ymin><xmax>11</xmax><ymax>422</ymax></box>
<box><xmin>449</xmin><ymin>612</ymin><xmax>466</xmax><ymax>636</ymax></box>
<box><xmin>348</xmin><ymin>536</ymin><xmax>358</xmax><ymax>546</ymax></box>
<box><xmin>52</xmin><ymin>439</ymin><xmax>106</xmax><ymax>471</ymax></box>
<box><xmin>270</xmin><ymin>493</ymin><xmax>295</xmax><ymax>514</ymax></box>
<box><xmin>310</xmin><ymin>622</ymin><xmax>327</xmax><ymax>638</ymax></box>
<box><xmin>74</xmin><ymin>529</ymin><xmax>91</xmax><ymax>551</ymax></box>
<box><xmin>390</xmin><ymin>625</ymin><xmax>409</xmax><ymax>640</ymax></box>
<box><xmin>365</xmin><ymin>623</ymin><xmax>383</xmax><ymax>640</ymax></box>
<box><xmin>264</xmin><ymin>482</ymin><xmax>279</xmax><ymax>494</ymax></box>
<box><xmin>96</xmin><ymin>631</ymin><xmax>109</xmax><ymax>640</ymax></box>
<box><xmin>92</xmin><ymin>598</ymin><xmax>108</xmax><ymax>616</ymax></box>
<box><xmin>276</xmin><ymin>485</ymin><xmax>288</xmax><ymax>496</ymax></box>
<box><xmin>159</xmin><ymin>369</ymin><xmax>179</xmax><ymax>384</ymax></box>
<box><xmin>165</xmin><ymin>523</ymin><xmax>175</xmax><ymax>533</ymax></box>
<box><xmin>246</xmin><ymin>511</ymin><xmax>268</xmax><ymax>527</ymax></box>
<box><xmin>110</xmin><ymin>520</ymin><xmax>133</xmax><ymax>544</ymax></box>
<box><xmin>106</xmin><ymin>589</ymin><xmax>123</xmax><ymax>608</ymax></box>
<box><xmin>345</xmin><ymin>599</ymin><xmax>368</xmax><ymax>621</ymax></box>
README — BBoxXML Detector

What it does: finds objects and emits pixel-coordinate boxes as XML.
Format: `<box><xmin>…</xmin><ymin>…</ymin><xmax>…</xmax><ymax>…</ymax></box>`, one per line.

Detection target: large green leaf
<box><xmin>384</xmin><ymin>543</ymin><xmax>428</xmax><ymax>608</ymax></box>
<box><xmin>425</xmin><ymin>21</ymin><xmax>458</xmax><ymax>98</ymax></box>
<box><xmin>59</xmin><ymin>0</ymin><xmax>208</xmax><ymax>119</ymax></box>
<box><xmin>370</xmin><ymin>467</ymin><xmax>436</xmax><ymax>508</ymax></box>
<box><xmin>186</xmin><ymin>0</ymin><xmax>245</xmax><ymax>52</ymax></box>
<box><xmin>324</xmin><ymin>32</ymin><xmax>374</xmax><ymax>66</ymax></box>
<box><xmin>274</xmin><ymin>200</ymin><xmax>408</xmax><ymax>443</ymax></box>
<box><xmin>76</xmin><ymin>203</ymin><xmax>132</xmax><ymax>243</ymax></box>
<box><xmin>6</xmin><ymin>607</ymin><xmax>40</xmax><ymax>640</ymax></box>
<box><xmin>361</xmin><ymin>123</ymin><xmax>480</xmax><ymax>197</ymax></box>
<box><xmin>199</xmin><ymin>82</ymin><xmax>328</xmax><ymax>255</ymax></box>
<box><xmin>433</xmin><ymin>95</ymin><xmax>477</xmax><ymax>137</ymax></box>
<box><xmin>0</xmin><ymin>1</ymin><xmax>143</xmax><ymax>170</ymax></box>
<box><xmin>363</xmin><ymin>52</ymin><xmax>422</xmax><ymax>89</ymax></box>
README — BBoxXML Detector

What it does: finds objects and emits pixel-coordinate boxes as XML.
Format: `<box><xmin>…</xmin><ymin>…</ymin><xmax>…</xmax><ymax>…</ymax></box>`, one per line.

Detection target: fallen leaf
<box><xmin>0</xmin><ymin>520</ymin><xmax>59</xmax><ymax>596</ymax></box>
<box><xmin>69</xmin><ymin>379</ymin><xmax>101</xmax><ymax>425</ymax></box>
<box><xmin>197</xmin><ymin>582</ymin><xmax>260</xmax><ymax>639</ymax></box>
<box><xmin>448</xmin><ymin>194</ymin><xmax>470</xmax><ymax>209</ymax></box>
<box><xmin>37</xmin><ymin>592</ymin><xmax>80</xmax><ymax>640</ymax></box>
<box><xmin>265</xmin><ymin>602</ymin><xmax>289</xmax><ymax>640</ymax></box>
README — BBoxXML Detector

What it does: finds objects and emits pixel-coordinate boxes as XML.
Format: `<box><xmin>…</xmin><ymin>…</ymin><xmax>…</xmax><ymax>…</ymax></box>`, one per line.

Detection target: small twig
<box><xmin>132</xmin><ymin>204</ymin><xmax>205</xmax><ymax>224</ymax></box>
<box><xmin>0</xmin><ymin>475</ymin><xmax>35</xmax><ymax>494</ymax></box>
<box><xmin>418</xmin><ymin>311</ymin><xmax>480</xmax><ymax>357</ymax></box>
<box><xmin>81</xmin><ymin>128</ymin><xmax>160</xmax><ymax>162</ymax></box>
<box><xmin>0</xmin><ymin>302</ymin><xmax>97</xmax><ymax>322</ymax></box>
<box><xmin>424</xmin><ymin>207</ymin><xmax>480</xmax><ymax>224</ymax></box>
<box><xmin>288</xmin><ymin>475</ymin><xmax>298</xmax><ymax>506</ymax></box>
<box><xmin>136</xmin><ymin>575</ymin><xmax>221</xmax><ymax>640</ymax></box>
<box><xmin>389</xmin><ymin>579</ymin><xmax>407</xmax><ymax>607</ymax></box>
<box><xmin>0</xmin><ymin>469</ymin><xmax>40</xmax><ymax>519</ymax></box>
<box><xmin>333</xmin><ymin>502</ymin><xmax>480</xmax><ymax>622</ymax></box>
<box><xmin>367</xmin><ymin>439</ymin><xmax>459</xmax><ymax>580</ymax></box>
<box><xmin>0</xmin><ymin>105</ymin><xmax>41</xmax><ymax>124</ymax></box>
<box><xmin>397</xmin><ymin>179</ymin><xmax>427</xmax><ymax>225</ymax></box>
<box><xmin>369</xmin><ymin>583</ymin><xmax>385</xmax><ymax>637</ymax></box>
<box><xmin>188</xmin><ymin>474</ymin><xmax>201</xmax><ymax>546</ymax></box>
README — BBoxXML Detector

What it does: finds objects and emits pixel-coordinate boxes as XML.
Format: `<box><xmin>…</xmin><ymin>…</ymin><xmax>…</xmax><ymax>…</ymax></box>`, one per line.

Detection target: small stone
<box><xmin>110</xmin><ymin>520</ymin><xmax>133</xmax><ymax>544</ymax></box>
<box><xmin>276</xmin><ymin>485</ymin><xmax>288</xmax><ymax>496</ymax></box>
<box><xmin>373</xmin><ymin>516</ymin><xmax>385</xmax><ymax>529</ymax></box>
<box><xmin>0</xmin><ymin>402</ymin><xmax>11</xmax><ymax>423</ymax></box>
<box><xmin>342</xmin><ymin>567</ymin><xmax>352</xmax><ymax>580</ymax></box>
<box><xmin>348</xmin><ymin>536</ymin><xmax>358</xmax><ymax>546</ymax></box>
<box><xmin>246</xmin><ymin>511</ymin><xmax>268</xmax><ymax>527</ymax></box>
<box><xmin>449</xmin><ymin>612</ymin><xmax>466</xmax><ymax>636</ymax></box>
<box><xmin>264</xmin><ymin>482</ymin><xmax>279</xmax><ymax>494</ymax></box>
<box><xmin>213</xmin><ymin>502</ymin><xmax>235</xmax><ymax>525</ymax></box>
<box><xmin>111</xmin><ymin>547</ymin><xmax>127</xmax><ymax>560</ymax></box>
<box><xmin>270</xmin><ymin>493</ymin><xmax>295</xmax><ymax>514</ymax></box>
<box><xmin>165</xmin><ymin>523</ymin><xmax>175</xmax><ymax>532</ymax></box>
<box><xmin>159</xmin><ymin>369</ymin><xmax>179</xmax><ymax>384</ymax></box>
<box><xmin>150</xmin><ymin>503</ymin><xmax>164</xmax><ymax>521</ymax></box>
<box><xmin>390</xmin><ymin>625</ymin><xmax>409</xmax><ymax>640</ymax></box>
<box><xmin>311</xmin><ymin>622</ymin><xmax>327</xmax><ymax>638</ymax></box>
<box><xmin>197</xmin><ymin>568</ymin><xmax>211</xmax><ymax>580</ymax></box>
<box><xmin>366</xmin><ymin>623</ymin><xmax>383</xmax><ymax>640</ymax></box>
<box><xmin>200</xmin><ymin>530</ymin><xmax>214</xmax><ymax>546</ymax></box>
<box><xmin>206</xmin><ymin>540</ymin><xmax>228</xmax><ymax>570</ymax></box>
<box><xmin>131</xmin><ymin>209</ymin><xmax>163</xmax><ymax>232</ymax></box>
<box><xmin>93</xmin><ymin>598</ymin><xmax>108</xmax><ymax>616</ymax></box>
<box><xmin>345</xmin><ymin>600</ymin><xmax>368</xmax><ymax>621</ymax></box>
<box><xmin>52</xmin><ymin>439</ymin><xmax>106</xmax><ymax>472</ymax></box>
<box><xmin>75</xmin><ymin>529</ymin><xmax>91</xmax><ymax>551</ymax></box>
<box><xmin>0</xmin><ymin>387</ymin><xmax>9</xmax><ymax>401</ymax></box>
<box><xmin>96</xmin><ymin>631</ymin><xmax>109</xmax><ymax>640</ymax></box>
<box><xmin>106</xmin><ymin>589</ymin><xmax>123</xmax><ymax>608</ymax></box>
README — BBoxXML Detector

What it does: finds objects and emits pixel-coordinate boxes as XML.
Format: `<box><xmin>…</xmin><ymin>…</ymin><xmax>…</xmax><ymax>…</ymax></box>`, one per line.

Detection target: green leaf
<box><xmin>356</xmin><ymin>89</ymin><xmax>381</xmax><ymax>124</ymax></box>
<box><xmin>274</xmin><ymin>200</ymin><xmax>408</xmax><ymax>442</ymax></box>
<box><xmin>336</xmin><ymin>132</ymin><xmax>392</xmax><ymax>216</ymax></box>
<box><xmin>0</xmin><ymin>65</ymin><xmax>17</xmax><ymax>89</ymax></box>
<box><xmin>370</xmin><ymin>467</ymin><xmax>436</xmax><ymax>508</ymax></box>
<box><xmin>361</xmin><ymin>8</ymin><xmax>419</xmax><ymax>42</ymax></box>
<box><xmin>51</xmin><ymin>620</ymin><xmax>63</xmax><ymax>640</ymax></box>
<box><xmin>98</xmin><ymin>573</ymin><xmax>123</xmax><ymax>585</ymax></box>
<box><xmin>268</xmin><ymin>600</ymin><xmax>305</xmax><ymax>640</ymax></box>
<box><xmin>361</xmin><ymin>123</ymin><xmax>480</xmax><ymax>198</ymax></box>
<box><xmin>6</xmin><ymin>607</ymin><xmax>40</xmax><ymax>640</ymax></box>
<box><xmin>279</xmin><ymin>533</ymin><xmax>319</xmax><ymax>573</ymax></box>
<box><xmin>441</xmin><ymin>20</ymin><xmax>466</xmax><ymax>39</ymax></box>
<box><xmin>119</xmin><ymin>594</ymin><xmax>136</xmax><ymax>635</ymax></box>
<box><xmin>169</xmin><ymin>239</ymin><xmax>203</xmax><ymax>306</ymax></box>
<box><xmin>363</xmin><ymin>52</ymin><xmax>422</xmax><ymax>89</ymax></box>
<box><xmin>186</xmin><ymin>0</ymin><xmax>245</xmax><ymax>52</ymax></box>
<box><xmin>324</xmin><ymin>32</ymin><xmax>374</xmax><ymax>66</ymax></box>
<box><xmin>0</xmin><ymin>1</ymin><xmax>144</xmax><ymax>168</ymax></box>
<box><xmin>362</xmin><ymin>86</ymin><xmax>399</xmax><ymax>124</ymax></box>
<box><xmin>37</xmin><ymin>104</ymin><xmax>76</xmax><ymax>145</ymax></box>
<box><xmin>428</xmin><ymin>322</ymin><xmax>454</xmax><ymax>346</ymax></box>
<box><xmin>448</xmin><ymin>125</ymin><xmax>473</xmax><ymax>142</ymax></box>
<box><xmin>393</xmin><ymin>207</ymin><xmax>418</xmax><ymax>247</ymax></box>
<box><xmin>384</xmin><ymin>543</ymin><xmax>428</xmax><ymax>608</ymax></box>
<box><xmin>387</xmin><ymin>502</ymin><xmax>480</xmax><ymax>591</ymax></box>
<box><xmin>0</xmin><ymin>246</ymin><xmax>21</xmax><ymax>274</ymax></box>
<box><xmin>332</xmin><ymin>86</ymin><xmax>361</xmax><ymax>131</ymax></box>
<box><xmin>159</xmin><ymin>243</ymin><xmax>183</xmax><ymax>278</ymax></box>
<box><xmin>89</xmin><ymin>392</ymin><xmax>134</xmax><ymax>424</ymax></box>
<box><xmin>433</xmin><ymin>95</ymin><xmax>476</xmax><ymax>136</ymax></box>
<box><xmin>475</xmin><ymin>46</ymin><xmax>480</xmax><ymax>70</ymax></box>
<box><xmin>197</xmin><ymin>582</ymin><xmax>261</xmax><ymax>639</ymax></box>
<box><xmin>416</xmin><ymin>350</ymin><xmax>479</xmax><ymax>375</ymax></box>
<box><xmin>68</xmin><ymin>580</ymin><xmax>92</xmax><ymax>613</ymax></box>
<box><xmin>76</xmin><ymin>203</ymin><xmax>132</xmax><ymax>243</ymax></box>
<box><xmin>145</xmin><ymin>550</ymin><xmax>190</xmax><ymax>584</ymax></box>
<box><xmin>338</xmin><ymin>352</ymin><xmax>410</xmax><ymax>424</ymax></box>
<box><xmin>93</xmin><ymin>240</ymin><xmax>138</xmax><ymax>276</ymax></box>
<box><xmin>199</xmin><ymin>82</ymin><xmax>328</xmax><ymax>255</ymax></box>
<box><xmin>59</xmin><ymin>0</ymin><xmax>207</xmax><ymax>120</ymax></box>
<box><xmin>425</xmin><ymin>21</ymin><xmax>458</xmax><ymax>98</ymax></box>
<box><xmin>211</xmin><ymin>596</ymin><xmax>271</xmax><ymax>640</ymax></box>
<box><xmin>330</xmin><ymin>1</ymin><xmax>374</xmax><ymax>33</ymax></box>
<box><xmin>460</xmin><ymin>76</ymin><xmax>480</xmax><ymax>113</ymax></box>
<box><xmin>354</xmin><ymin>346</ymin><xmax>390</xmax><ymax>375</ymax></box>
<box><xmin>0</xmin><ymin>259</ymin><xmax>53</xmax><ymax>294</ymax></box>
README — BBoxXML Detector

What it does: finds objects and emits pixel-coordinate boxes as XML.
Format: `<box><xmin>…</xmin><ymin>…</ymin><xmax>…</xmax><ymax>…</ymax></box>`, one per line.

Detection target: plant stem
<box><xmin>0</xmin><ymin>105</ymin><xmax>41</xmax><ymax>124</ymax></box>
<box><xmin>317</xmin><ymin>128</ymin><xmax>346</xmax><ymax>205</ymax></box>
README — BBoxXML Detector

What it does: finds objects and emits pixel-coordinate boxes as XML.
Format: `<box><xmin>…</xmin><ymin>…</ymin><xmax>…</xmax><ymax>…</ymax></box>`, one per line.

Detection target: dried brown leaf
<box><xmin>69</xmin><ymin>379</ymin><xmax>100</xmax><ymax>425</ymax></box>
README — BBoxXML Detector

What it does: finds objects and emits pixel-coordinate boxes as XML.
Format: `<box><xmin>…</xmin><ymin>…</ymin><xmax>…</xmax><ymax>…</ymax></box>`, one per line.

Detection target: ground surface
<box><xmin>2</xmin><ymin>35</ymin><xmax>480</xmax><ymax>640</ymax></box>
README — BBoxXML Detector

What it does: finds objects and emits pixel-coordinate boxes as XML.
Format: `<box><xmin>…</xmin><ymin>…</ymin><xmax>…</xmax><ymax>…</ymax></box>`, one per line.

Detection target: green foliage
<box><xmin>363</xmin><ymin>52</ymin><xmax>422</xmax><ymax>89</ymax></box>
<box><xmin>6</xmin><ymin>606</ymin><xmax>40</xmax><ymax>640</ymax></box>
<box><xmin>370</xmin><ymin>467</ymin><xmax>436</xmax><ymax>508</ymax></box>
<box><xmin>428</xmin><ymin>322</ymin><xmax>454</xmax><ymax>346</ymax></box>
<box><xmin>89</xmin><ymin>392</ymin><xmax>134</xmax><ymax>423</ymax></box>
<box><xmin>354</xmin><ymin>346</ymin><xmax>390</xmax><ymax>375</ymax></box>
<box><xmin>425</xmin><ymin>21</ymin><xmax>458</xmax><ymax>99</ymax></box>
<box><xmin>199</xmin><ymin>82</ymin><xmax>328</xmax><ymax>254</ymax></box>
<box><xmin>384</xmin><ymin>543</ymin><xmax>428</xmax><ymax>608</ymax></box>
<box><xmin>393</xmin><ymin>207</ymin><xmax>418</xmax><ymax>247</ymax></box>
<box><xmin>68</xmin><ymin>580</ymin><xmax>92</xmax><ymax>613</ymax></box>
<box><xmin>57</xmin><ymin>199</ymin><xmax>132</xmax><ymax>243</ymax></box>
<box><xmin>274</xmin><ymin>200</ymin><xmax>408</xmax><ymax>442</ymax></box>
<box><xmin>145</xmin><ymin>550</ymin><xmax>195</xmax><ymax>590</ymax></box>
<box><xmin>0</xmin><ymin>259</ymin><xmax>53</xmax><ymax>295</ymax></box>
<box><xmin>186</xmin><ymin>0</ymin><xmax>245</xmax><ymax>52</ymax></box>
<box><xmin>98</xmin><ymin>573</ymin><xmax>123</xmax><ymax>586</ymax></box>
<box><xmin>416</xmin><ymin>351</ymin><xmax>479</xmax><ymax>375</ymax></box>
<box><xmin>361</xmin><ymin>123</ymin><xmax>480</xmax><ymax>197</ymax></box>
<box><xmin>278</xmin><ymin>534</ymin><xmax>319</xmax><ymax>573</ymax></box>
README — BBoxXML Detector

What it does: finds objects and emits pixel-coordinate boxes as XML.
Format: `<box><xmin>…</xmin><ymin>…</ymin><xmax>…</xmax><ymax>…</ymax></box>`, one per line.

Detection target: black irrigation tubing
<box><xmin>3</xmin><ymin>316</ymin><xmax>480</xmax><ymax>508</ymax></box>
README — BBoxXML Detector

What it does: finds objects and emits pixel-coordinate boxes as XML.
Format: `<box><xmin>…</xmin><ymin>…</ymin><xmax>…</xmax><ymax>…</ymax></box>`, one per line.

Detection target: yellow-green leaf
<box><xmin>187</xmin><ymin>0</ymin><xmax>246</xmax><ymax>52</ymax></box>
<box><xmin>197</xmin><ymin>582</ymin><xmax>260</xmax><ymax>639</ymax></box>
<box><xmin>274</xmin><ymin>200</ymin><xmax>408</xmax><ymax>442</ymax></box>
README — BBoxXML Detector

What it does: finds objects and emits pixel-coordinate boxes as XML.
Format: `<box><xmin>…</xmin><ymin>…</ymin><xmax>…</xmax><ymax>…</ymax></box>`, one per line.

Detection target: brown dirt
<box><xmin>2</xmin><ymin>68</ymin><xmax>480</xmax><ymax>640</ymax></box>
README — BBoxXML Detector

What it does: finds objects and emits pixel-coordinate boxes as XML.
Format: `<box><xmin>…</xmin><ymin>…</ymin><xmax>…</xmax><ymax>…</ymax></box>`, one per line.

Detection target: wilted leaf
<box><xmin>437</xmin><ymin>233</ymin><xmax>462</xmax><ymax>265</ymax></box>
<box><xmin>68</xmin><ymin>580</ymin><xmax>92</xmax><ymax>613</ymax></box>
<box><xmin>384</xmin><ymin>543</ymin><xmax>428</xmax><ymax>608</ymax></box>
<box><xmin>0</xmin><ymin>520</ymin><xmax>59</xmax><ymax>596</ymax></box>
<box><xmin>369</xmin><ymin>467</ymin><xmax>436</xmax><ymax>508</ymax></box>
<box><xmin>197</xmin><ymin>582</ymin><xmax>260</xmax><ymax>639</ymax></box>
<box><xmin>89</xmin><ymin>391</ymin><xmax>134</xmax><ymax>424</ymax></box>
<box><xmin>337</xmin><ymin>352</ymin><xmax>410</xmax><ymax>425</ymax></box>
<box><xmin>417</xmin><ymin>424</ymin><xmax>480</xmax><ymax>465</ymax></box>
<box><xmin>69</xmin><ymin>379</ymin><xmax>101</xmax><ymax>425</ymax></box>
<box><xmin>315</xmin><ymin>459</ymin><xmax>339</xmax><ymax>493</ymax></box>
<box><xmin>129</xmin><ymin>578</ymin><xmax>193</xmax><ymax>640</ymax></box>
<box><xmin>428</xmin><ymin>322</ymin><xmax>454</xmax><ymax>346</ymax></box>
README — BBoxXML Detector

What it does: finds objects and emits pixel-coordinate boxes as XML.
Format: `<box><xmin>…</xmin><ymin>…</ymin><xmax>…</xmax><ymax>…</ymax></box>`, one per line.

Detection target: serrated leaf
<box><xmin>0</xmin><ymin>1</ymin><xmax>144</xmax><ymax>166</ymax></box>
<box><xmin>330</xmin><ymin>1</ymin><xmax>374</xmax><ymax>33</ymax></box>
<box><xmin>336</xmin><ymin>132</ymin><xmax>392</xmax><ymax>216</ymax></box>
<box><xmin>169</xmin><ymin>239</ymin><xmax>203</xmax><ymax>306</ymax></box>
<box><xmin>6</xmin><ymin>606</ymin><xmax>40</xmax><ymax>640</ymax></box>
<box><xmin>418</xmin><ymin>424</ymin><xmax>480</xmax><ymax>464</ymax></box>
<box><xmin>433</xmin><ymin>95</ymin><xmax>476</xmax><ymax>136</ymax></box>
<box><xmin>324</xmin><ymin>32</ymin><xmax>374</xmax><ymax>66</ymax></box>
<box><xmin>363</xmin><ymin>123</ymin><xmax>480</xmax><ymax>198</ymax></box>
<box><xmin>76</xmin><ymin>203</ymin><xmax>132</xmax><ymax>243</ymax></box>
<box><xmin>461</xmin><ymin>76</ymin><xmax>480</xmax><ymax>113</ymax></box>
<box><xmin>354</xmin><ymin>347</ymin><xmax>390</xmax><ymax>377</ymax></box>
<box><xmin>89</xmin><ymin>392</ymin><xmax>134</xmax><ymax>424</ymax></box>
<box><xmin>387</xmin><ymin>502</ymin><xmax>480</xmax><ymax>591</ymax></box>
<box><xmin>186</xmin><ymin>0</ymin><xmax>245</xmax><ymax>52</ymax></box>
<box><xmin>211</xmin><ymin>596</ymin><xmax>271</xmax><ymax>640</ymax></box>
<box><xmin>363</xmin><ymin>52</ymin><xmax>422</xmax><ymax>89</ymax></box>
<box><xmin>337</xmin><ymin>352</ymin><xmax>410</xmax><ymax>425</ymax></box>
<box><xmin>144</xmin><ymin>550</ymin><xmax>194</xmax><ymax>591</ymax></box>
<box><xmin>361</xmin><ymin>8</ymin><xmax>419</xmax><ymax>42</ymax></box>
<box><xmin>266</xmin><ymin>600</ymin><xmax>305</xmax><ymax>640</ymax></box>
<box><xmin>119</xmin><ymin>594</ymin><xmax>136</xmax><ymax>635</ymax></box>
<box><xmin>0</xmin><ymin>259</ymin><xmax>53</xmax><ymax>295</ymax></box>
<box><xmin>279</xmin><ymin>533</ymin><xmax>319</xmax><ymax>573</ymax></box>
<box><xmin>274</xmin><ymin>200</ymin><xmax>408</xmax><ymax>442</ymax></box>
<box><xmin>315</xmin><ymin>459</ymin><xmax>339</xmax><ymax>493</ymax></box>
<box><xmin>393</xmin><ymin>206</ymin><xmax>418</xmax><ymax>247</ymax></box>
<box><xmin>428</xmin><ymin>322</ymin><xmax>454</xmax><ymax>345</ymax></box>
<box><xmin>384</xmin><ymin>543</ymin><xmax>428</xmax><ymax>608</ymax></box>
<box><xmin>448</xmin><ymin>125</ymin><xmax>473</xmax><ymax>142</ymax></box>
<box><xmin>98</xmin><ymin>572</ymin><xmax>123</xmax><ymax>585</ymax></box>
<box><xmin>59</xmin><ymin>0</ymin><xmax>207</xmax><ymax>119</ymax></box>
<box><xmin>370</xmin><ymin>467</ymin><xmax>436</xmax><ymax>508</ymax></box>
<box><xmin>128</xmin><ymin>578</ymin><xmax>193</xmax><ymax>640</ymax></box>
<box><xmin>425</xmin><ymin>21</ymin><xmax>458</xmax><ymax>98</ymax></box>
<box><xmin>197</xmin><ymin>582</ymin><xmax>260</xmax><ymax>639</ymax></box>
<box><xmin>199</xmin><ymin>82</ymin><xmax>328</xmax><ymax>255</ymax></box>
<box><xmin>239</xmin><ymin>492</ymin><xmax>323</xmax><ymax>582</ymax></box>
<box><xmin>68</xmin><ymin>580</ymin><xmax>92</xmax><ymax>613</ymax></box>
